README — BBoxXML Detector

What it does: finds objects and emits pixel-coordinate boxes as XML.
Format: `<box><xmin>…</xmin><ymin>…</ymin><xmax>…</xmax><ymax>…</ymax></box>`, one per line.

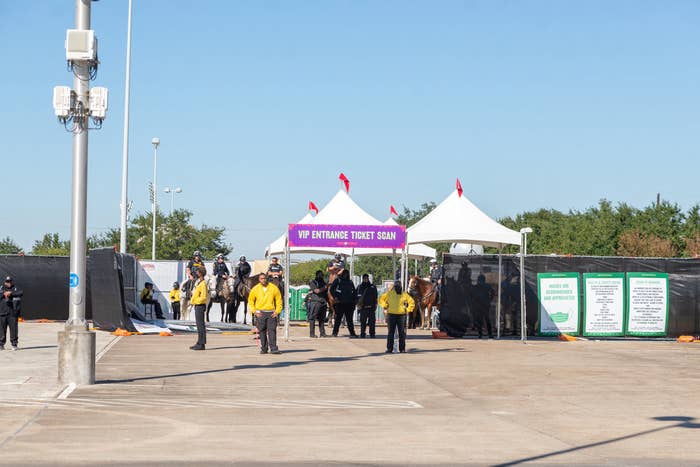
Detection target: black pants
<box><xmin>0</xmin><ymin>314</ymin><xmax>18</xmax><ymax>347</ymax></box>
<box><xmin>359</xmin><ymin>307</ymin><xmax>376</xmax><ymax>337</ymax></box>
<box><xmin>475</xmin><ymin>307</ymin><xmax>493</xmax><ymax>337</ymax></box>
<box><xmin>307</xmin><ymin>301</ymin><xmax>326</xmax><ymax>337</ymax></box>
<box><xmin>194</xmin><ymin>305</ymin><xmax>207</xmax><ymax>346</ymax></box>
<box><xmin>386</xmin><ymin>313</ymin><xmax>407</xmax><ymax>352</ymax></box>
<box><xmin>332</xmin><ymin>302</ymin><xmax>356</xmax><ymax>337</ymax></box>
<box><xmin>257</xmin><ymin>311</ymin><xmax>279</xmax><ymax>352</ymax></box>
<box><xmin>171</xmin><ymin>301</ymin><xmax>181</xmax><ymax>321</ymax></box>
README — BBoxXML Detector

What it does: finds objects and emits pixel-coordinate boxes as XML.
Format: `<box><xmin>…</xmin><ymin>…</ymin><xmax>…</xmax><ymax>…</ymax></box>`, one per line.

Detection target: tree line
<box><xmin>3</xmin><ymin>198</ymin><xmax>699</xmax><ymax>278</ymax></box>
<box><xmin>0</xmin><ymin>209</ymin><xmax>231</xmax><ymax>259</ymax></box>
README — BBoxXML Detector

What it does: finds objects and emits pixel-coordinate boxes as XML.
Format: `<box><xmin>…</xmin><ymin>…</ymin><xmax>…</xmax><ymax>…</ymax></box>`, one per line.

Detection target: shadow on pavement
<box><xmin>493</xmin><ymin>416</ymin><xmax>700</xmax><ymax>466</ymax></box>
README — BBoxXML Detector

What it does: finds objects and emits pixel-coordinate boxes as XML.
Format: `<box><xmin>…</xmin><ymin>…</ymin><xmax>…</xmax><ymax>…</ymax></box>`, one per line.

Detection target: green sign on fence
<box><xmin>537</xmin><ymin>272</ymin><xmax>580</xmax><ymax>336</ymax></box>
<box><xmin>583</xmin><ymin>273</ymin><xmax>625</xmax><ymax>337</ymax></box>
<box><xmin>625</xmin><ymin>272</ymin><xmax>669</xmax><ymax>337</ymax></box>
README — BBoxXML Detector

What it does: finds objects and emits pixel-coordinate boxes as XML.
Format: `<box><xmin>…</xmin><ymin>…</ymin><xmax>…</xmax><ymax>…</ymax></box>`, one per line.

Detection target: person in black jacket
<box><xmin>356</xmin><ymin>274</ymin><xmax>378</xmax><ymax>338</ymax></box>
<box><xmin>330</xmin><ymin>269</ymin><xmax>357</xmax><ymax>338</ymax></box>
<box><xmin>0</xmin><ymin>276</ymin><xmax>23</xmax><ymax>351</ymax></box>
<box><xmin>429</xmin><ymin>259</ymin><xmax>444</xmax><ymax>306</ymax></box>
<box><xmin>306</xmin><ymin>270</ymin><xmax>328</xmax><ymax>338</ymax></box>
<box><xmin>234</xmin><ymin>256</ymin><xmax>252</xmax><ymax>293</ymax></box>
<box><xmin>472</xmin><ymin>274</ymin><xmax>495</xmax><ymax>338</ymax></box>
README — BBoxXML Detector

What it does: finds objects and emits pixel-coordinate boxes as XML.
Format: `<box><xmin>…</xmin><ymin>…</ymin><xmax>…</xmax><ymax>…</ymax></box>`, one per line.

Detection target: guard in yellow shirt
<box><xmin>248</xmin><ymin>273</ymin><xmax>283</xmax><ymax>354</ymax></box>
<box><xmin>189</xmin><ymin>267</ymin><xmax>209</xmax><ymax>350</ymax></box>
<box><xmin>169</xmin><ymin>282</ymin><xmax>181</xmax><ymax>320</ymax></box>
<box><xmin>378</xmin><ymin>280</ymin><xmax>415</xmax><ymax>353</ymax></box>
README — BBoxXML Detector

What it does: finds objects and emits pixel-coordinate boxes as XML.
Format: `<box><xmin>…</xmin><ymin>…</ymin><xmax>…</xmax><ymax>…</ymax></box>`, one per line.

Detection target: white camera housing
<box><xmin>53</xmin><ymin>86</ymin><xmax>73</xmax><ymax>118</ymax></box>
<box><xmin>89</xmin><ymin>87</ymin><xmax>109</xmax><ymax>119</ymax></box>
<box><xmin>65</xmin><ymin>29</ymin><xmax>97</xmax><ymax>61</ymax></box>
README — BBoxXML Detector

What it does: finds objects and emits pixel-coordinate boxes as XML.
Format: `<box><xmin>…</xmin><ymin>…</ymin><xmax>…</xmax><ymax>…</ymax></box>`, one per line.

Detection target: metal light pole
<box><xmin>151</xmin><ymin>137</ymin><xmax>159</xmax><ymax>260</ymax></box>
<box><xmin>519</xmin><ymin>227</ymin><xmax>533</xmax><ymax>343</ymax></box>
<box><xmin>163</xmin><ymin>186</ymin><xmax>181</xmax><ymax>214</ymax></box>
<box><xmin>119</xmin><ymin>0</ymin><xmax>133</xmax><ymax>254</ymax></box>
<box><xmin>58</xmin><ymin>0</ymin><xmax>99</xmax><ymax>386</ymax></box>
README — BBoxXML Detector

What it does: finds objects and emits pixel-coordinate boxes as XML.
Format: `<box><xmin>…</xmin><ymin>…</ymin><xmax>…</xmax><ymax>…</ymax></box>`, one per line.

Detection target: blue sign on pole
<box><xmin>69</xmin><ymin>273</ymin><xmax>79</xmax><ymax>288</ymax></box>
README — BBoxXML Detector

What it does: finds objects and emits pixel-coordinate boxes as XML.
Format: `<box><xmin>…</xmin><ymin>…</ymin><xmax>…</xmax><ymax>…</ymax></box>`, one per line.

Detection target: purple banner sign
<box><xmin>288</xmin><ymin>224</ymin><xmax>406</xmax><ymax>249</ymax></box>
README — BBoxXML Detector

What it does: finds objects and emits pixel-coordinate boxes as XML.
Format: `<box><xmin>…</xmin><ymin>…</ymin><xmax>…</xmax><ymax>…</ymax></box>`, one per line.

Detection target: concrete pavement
<box><xmin>0</xmin><ymin>324</ymin><xmax>698</xmax><ymax>466</ymax></box>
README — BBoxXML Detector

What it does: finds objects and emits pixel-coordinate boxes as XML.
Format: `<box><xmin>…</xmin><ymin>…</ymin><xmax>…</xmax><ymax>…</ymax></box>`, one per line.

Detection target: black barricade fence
<box><xmin>89</xmin><ymin>248</ymin><xmax>137</xmax><ymax>332</ymax></box>
<box><xmin>442</xmin><ymin>254</ymin><xmax>700</xmax><ymax>338</ymax></box>
<box><xmin>0</xmin><ymin>254</ymin><xmax>90</xmax><ymax>320</ymax></box>
<box><xmin>0</xmin><ymin>250</ymin><xmax>138</xmax><ymax>331</ymax></box>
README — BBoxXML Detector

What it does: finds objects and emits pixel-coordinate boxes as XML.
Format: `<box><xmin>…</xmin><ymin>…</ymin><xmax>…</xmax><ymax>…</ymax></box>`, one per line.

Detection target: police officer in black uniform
<box><xmin>356</xmin><ymin>274</ymin><xmax>378</xmax><ymax>338</ymax></box>
<box><xmin>472</xmin><ymin>274</ymin><xmax>495</xmax><ymax>338</ymax></box>
<box><xmin>326</xmin><ymin>253</ymin><xmax>346</xmax><ymax>275</ymax></box>
<box><xmin>208</xmin><ymin>253</ymin><xmax>230</xmax><ymax>321</ymax></box>
<box><xmin>0</xmin><ymin>276</ymin><xmax>23</xmax><ymax>351</ymax></box>
<box><xmin>306</xmin><ymin>270</ymin><xmax>328</xmax><ymax>338</ymax></box>
<box><xmin>234</xmin><ymin>255</ymin><xmax>252</xmax><ymax>293</ymax></box>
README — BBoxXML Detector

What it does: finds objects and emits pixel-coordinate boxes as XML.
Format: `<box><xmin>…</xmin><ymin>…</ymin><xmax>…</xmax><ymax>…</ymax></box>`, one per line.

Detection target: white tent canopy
<box><xmin>407</xmin><ymin>190</ymin><xmax>520</xmax><ymax>248</ymax></box>
<box><xmin>405</xmin><ymin>188</ymin><xmax>524</xmax><ymax>340</ymax></box>
<box><xmin>355</xmin><ymin>217</ymin><xmax>436</xmax><ymax>260</ymax></box>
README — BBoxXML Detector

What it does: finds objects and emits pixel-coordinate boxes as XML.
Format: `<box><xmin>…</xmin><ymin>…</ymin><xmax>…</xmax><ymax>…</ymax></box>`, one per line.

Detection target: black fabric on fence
<box><xmin>0</xmin><ymin>255</ymin><xmax>89</xmax><ymax>320</ymax></box>
<box><xmin>441</xmin><ymin>254</ymin><xmax>700</xmax><ymax>338</ymax></box>
<box><xmin>0</xmin><ymin>251</ymin><xmax>138</xmax><ymax>331</ymax></box>
<box><xmin>89</xmin><ymin>248</ymin><xmax>137</xmax><ymax>332</ymax></box>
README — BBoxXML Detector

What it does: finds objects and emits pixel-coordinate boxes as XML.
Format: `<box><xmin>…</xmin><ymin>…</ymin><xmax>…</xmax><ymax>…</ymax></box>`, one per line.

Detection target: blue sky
<box><xmin>1</xmin><ymin>1</ymin><xmax>698</xmax><ymax>257</ymax></box>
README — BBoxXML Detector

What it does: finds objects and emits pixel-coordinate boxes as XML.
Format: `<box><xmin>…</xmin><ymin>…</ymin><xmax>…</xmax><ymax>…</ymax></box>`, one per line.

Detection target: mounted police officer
<box><xmin>212</xmin><ymin>253</ymin><xmax>229</xmax><ymax>279</ymax></box>
<box><xmin>267</xmin><ymin>256</ymin><xmax>285</xmax><ymax>294</ymax></box>
<box><xmin>234</xmin><ymin>255</ymin><xmax>252</xmax><ymax>294</ymax></box>
<box><xmin>326</xmin><ymin>253</ymin><xmax>346</xmax><ymax>275</ymax></box>
<box><xmin>0</xmin><ymin>276</ymin><xmax>23</xmax><ymax>351</ymax></box>
<box><xmin>429</xmin><ymin>258</ymin><xmax>444</xmax><ymax>306</ymax></box>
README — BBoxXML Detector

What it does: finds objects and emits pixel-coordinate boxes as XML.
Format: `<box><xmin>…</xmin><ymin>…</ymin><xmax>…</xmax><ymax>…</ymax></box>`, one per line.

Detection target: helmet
<box><xmin>334</xmin><ymin>252</ymin><xmax>342</xmax><ymax>259</ymax></box>
<box><xmin>271</xmin><ymin>256</ymin><xmax>279</xmax><ymax>262</ymax></box>
<box><xmin>430</xmin><ymin>259</ymin><xmax>437</xmax><ymax>264</ymax></box>
<box><xmin>173</xmin><ymin>281</ymin><xmax>180</xmax><ymax>288</ymax></box>
<box><xmin>193</xmin><ymin>250</ymin><xmax>202</xmax><ymax>257</ymax></box>
<box><xmin>239</xmin><ymin>255</ymin><xmax>246</xmax><ymax>261</ymax></box>
<box><xmin>216</xmin><ymin>253</ymin><xmax>224</xmax><ymax>259</ymax></box>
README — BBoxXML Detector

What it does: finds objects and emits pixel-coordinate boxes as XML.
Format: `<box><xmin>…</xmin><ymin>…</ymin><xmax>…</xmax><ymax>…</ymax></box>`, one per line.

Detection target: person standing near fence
<box><xmin>0</xmin><ymin>276</ymin><xmax>23</xmax><ymax>351</ymax></box>
<box><xmin>472</xmin><ymin>274</ymin><xmax>495</xmax><ymax>339</ymax></box>
<box><xmin>307</xmin><ymin>270</ymin><xmax>328</xmax><ymax>338</ymax></box>
<box><xmin>189</xmin><ymin>267</ymin><xmax>208</xmax><ymax>351</ymax></box>
<box><xmin>169</xmin><ymin>282</ymin><xmax>181</xmax><ymax>320</ymax></box>
<box><xmin>356</xmin><ymin>274</ymin><xmax>378</xmax><ymax>338</ymax></box>
<box><xmin>378</xmin><ymin>280</ymin><xmax>415</xmax><ymax>353</ymax></box>
<box><xmin>330</xmin><ymin>269</ymin><xmax>358</xmax><ymax>338</ymax></box>
<box><xmin>248</xmin><ymin>273</ymin><xmax>283</xmax><ymax>354</ymax></box>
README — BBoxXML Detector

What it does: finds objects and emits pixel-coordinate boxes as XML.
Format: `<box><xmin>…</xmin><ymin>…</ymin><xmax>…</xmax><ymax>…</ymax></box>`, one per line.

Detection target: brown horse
<box><xmin>408</xmin><ymin>275</ymin><xmax>438</xmax><ymax>330</ymax></box>
<box><xmin>233</xmin><ymin>276</ymin><xmax>260</xmax><ymax>325</ymax></box>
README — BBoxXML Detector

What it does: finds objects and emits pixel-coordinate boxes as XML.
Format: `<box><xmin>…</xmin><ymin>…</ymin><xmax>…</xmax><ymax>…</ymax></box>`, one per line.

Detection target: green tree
<box><xmin>0</xmin><ymin>237</ymin><xmax>22</xmax><ymax>255</ymax></box>
<box><xmin>95</xmin><ymin>209</ymin><xmax>231</xmax><ymax>260</ymax></box>
<box><xmin>290</xmin><ymin>259</ymin><xmax>328</xmax><ymax>285</ymax></box>
<box><xmin>31</xmin><ymin>233</ymin><xmax>71</xmax><ymax>256</ymax></box>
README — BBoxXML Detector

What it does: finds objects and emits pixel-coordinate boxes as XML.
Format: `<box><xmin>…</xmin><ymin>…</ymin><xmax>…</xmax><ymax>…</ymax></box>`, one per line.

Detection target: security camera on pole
<box><xmin>53</xmin><ymin>0</ymin><xmax>109</xmax><ymax>386</ymax></box>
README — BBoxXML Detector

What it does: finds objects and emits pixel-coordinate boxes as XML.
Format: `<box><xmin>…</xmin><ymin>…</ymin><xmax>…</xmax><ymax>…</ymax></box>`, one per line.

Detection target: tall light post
<box><xmin>54</xmin><ymin>0</ymin><xmax>109</xmax><ymax>386</ymax></box>
<box><xmin>151</xmin><ymin>137</ymin><xmax>159</xmax><ymax>260</ymax></box>
<box><xmin>519</xmin><ymin>227</ymin><xmax>533</xmax><ymax>343</ymax></box>
<box><xmin>119</xmin><ymin>0</ymin><xmax>133</xmax><ymax>254</ymax></box>
<box><xmin>163</xmin><ymin>187</ymin><xmax>182</xmax><ymax>214</ymax></box>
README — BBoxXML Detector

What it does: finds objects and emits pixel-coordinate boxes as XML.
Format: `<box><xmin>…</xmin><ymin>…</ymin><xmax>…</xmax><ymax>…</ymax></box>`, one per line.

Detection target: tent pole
<box><xmin>350</xmin><ymin>248</ymin><xmax>355</xmax><ymax>280</ymax></box>
<box><xmin>284</xmin><ymin>239</ymin><xmax>290</xmax><ymax>341</ymax></box>
<box><xmin>519</xmin><ymin>235</ymin><xmax>526</xmax><ymax>343</ymax></box>
<box><xmin>497</xmin><ymin>247</ymin><xmax>502</xmax><ymax>340</ymax></box>
<box><xmin>392</xmin><ymin>249</ymin><xmax>396</xmax><ymax>280</ymax></box>
<box><xmin>414</xmin><ymin>258</ymin><xmax>418</xmax><ymax>276</ymax></box>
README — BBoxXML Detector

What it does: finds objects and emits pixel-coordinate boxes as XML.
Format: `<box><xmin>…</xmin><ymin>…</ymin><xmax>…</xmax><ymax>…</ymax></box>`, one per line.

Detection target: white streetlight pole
<box><xmin>163</xmin><ymin>186</ymin><xmax>182</xmax><ymax>214</ymax></box>
<box><xmin>151</xmin><ymin>137</ymin><xmax>159</xmax><ymax>260</ymax></box>
<box><xmin>118</xmin><ymin>0</ymin><xmax>133</xmax><ymax>254</ymax></box>
<box><xmin>519</xmin><ymin>227</ymin><xmax>533</xmax><ymax>343</ymax></box>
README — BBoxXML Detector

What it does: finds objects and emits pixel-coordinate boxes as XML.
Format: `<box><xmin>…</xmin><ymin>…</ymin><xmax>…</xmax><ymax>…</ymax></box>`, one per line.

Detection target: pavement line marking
<box><xmin>96</xmin><ymin>335</ymin><xmax>122</xmax><ymax>362</ymax></box>
<box><xmin>0</xmin><ymin>399</ymin><xmax>423</xmax><ymax>409</ymax></box>
<box><xmin>56</xmin><ymin>383</ymin><xmax>77</xmax><ymax>400</ymax></box>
